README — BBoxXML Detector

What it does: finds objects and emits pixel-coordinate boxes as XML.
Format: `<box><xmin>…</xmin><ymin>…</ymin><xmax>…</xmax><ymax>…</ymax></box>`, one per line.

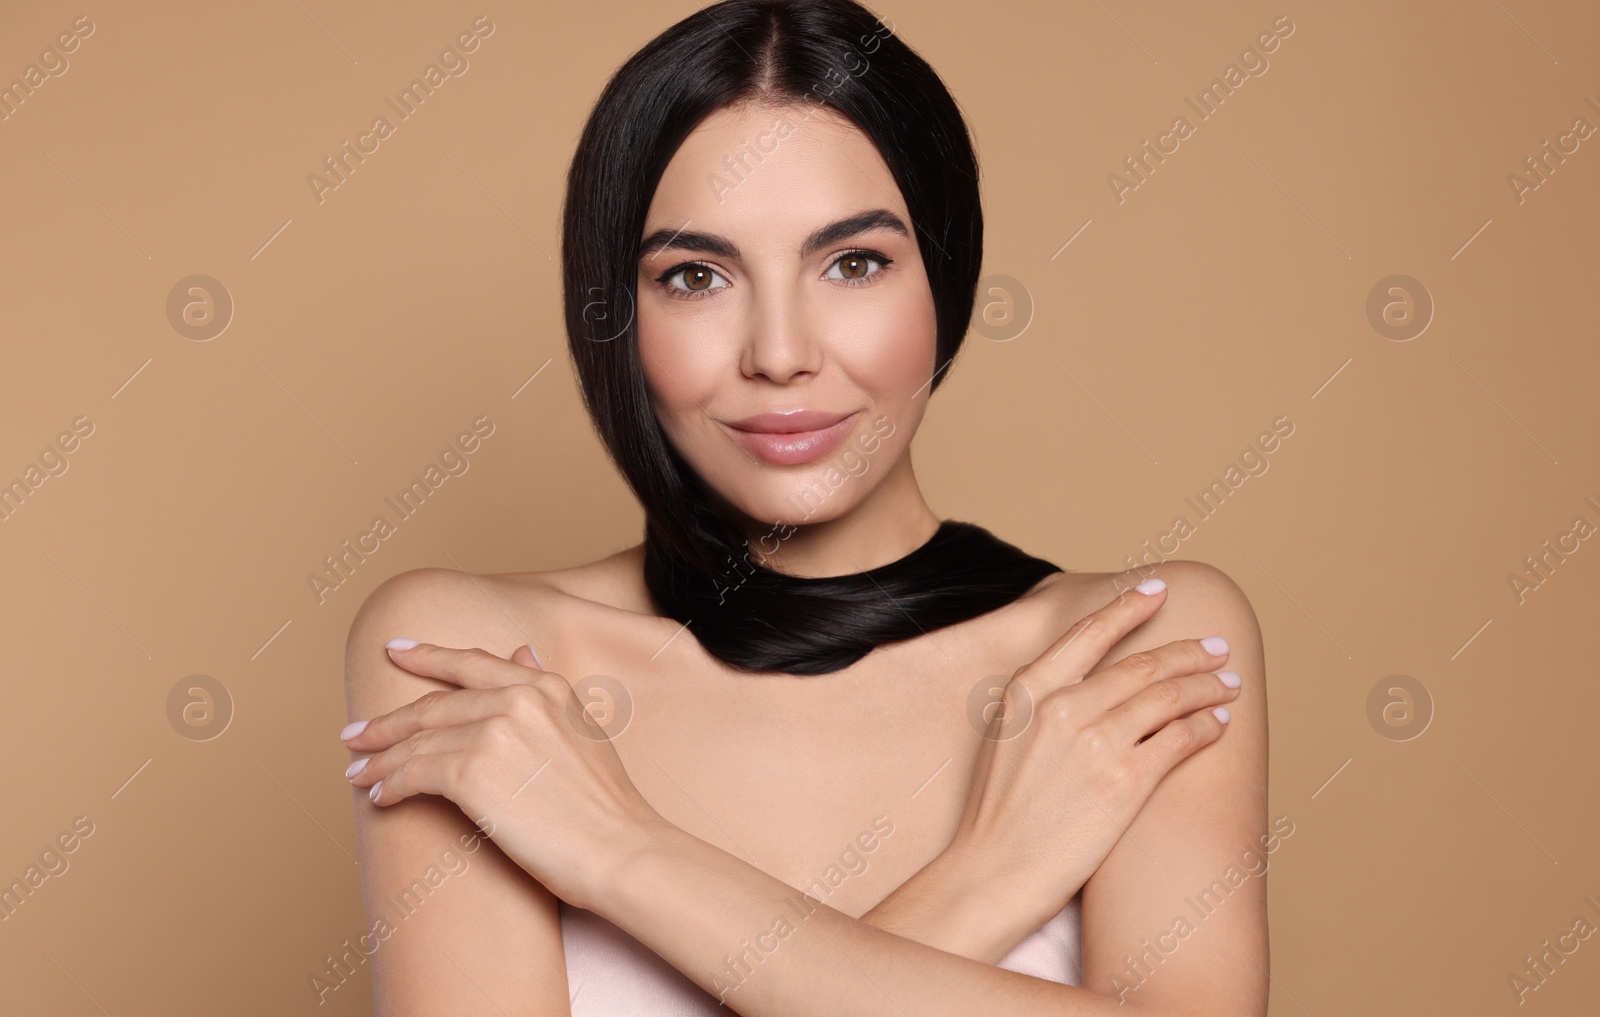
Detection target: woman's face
<box><xmin>635</xmin><ymin>101</ymin><xmax>937</xmax><ymax>534</ymax></box>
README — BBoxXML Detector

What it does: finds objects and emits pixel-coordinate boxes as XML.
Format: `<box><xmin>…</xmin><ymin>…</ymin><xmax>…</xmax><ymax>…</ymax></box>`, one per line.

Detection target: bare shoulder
<box><xmin>344</xmin><ymin>566</ymin><xmax>552</xmax><ymax>671</ymax></box>
<box><xmin>1035</xmin><ymin>559</ymin><xmax>1262</xmax><ymax>667</ymax></box>
<box><xmin>346</xmin><ymin>542</ymin><xmax>652</xmax><ymax>671</ymax></box>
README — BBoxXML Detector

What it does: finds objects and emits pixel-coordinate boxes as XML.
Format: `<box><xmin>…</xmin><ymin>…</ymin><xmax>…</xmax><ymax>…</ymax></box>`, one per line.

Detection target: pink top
<box><xmin>560</xmin><ymin>893</ymin><xmax>1083</xmax><ymax>1014</ymax></box>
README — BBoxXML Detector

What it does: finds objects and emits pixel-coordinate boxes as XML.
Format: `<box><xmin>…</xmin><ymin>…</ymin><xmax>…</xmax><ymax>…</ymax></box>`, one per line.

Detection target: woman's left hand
<box><xmin>340</xmin><ymin>641</ymin><xmax>664</xmax><ymax>911</ymax></box>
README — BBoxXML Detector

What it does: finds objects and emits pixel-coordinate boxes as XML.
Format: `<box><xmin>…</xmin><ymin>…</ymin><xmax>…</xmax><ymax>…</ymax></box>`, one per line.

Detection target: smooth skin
<box><xmin>341</xmin><ymin>98</ymin><xmax>1268</xmax><ymax>1016</ymax></box>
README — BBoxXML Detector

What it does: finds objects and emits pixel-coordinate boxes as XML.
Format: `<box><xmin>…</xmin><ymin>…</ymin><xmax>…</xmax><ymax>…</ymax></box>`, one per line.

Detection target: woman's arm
<box><xmin>582</xmin><ymin>559</ymin><xmax>1267</xmax><ymax>1010</ymax></box>
<box><xmin>344</xmin><ymin>568</ymin><xmax>572</xmax><ymax>1016</ymax></box>
<box><xmin>579</xmin><ymin>560</ymin><xmax>1268</xmax><ymax>1017</ymax></box>
<box><xmin>857</xmin><ymin>556</ymin><xmax>1267</xmax><ymax>1004</ymax></box>
<box><xmin>1076</xmin><ymin>561</ymin><xmax>1270</xmax><ymax>1013</ymax></box>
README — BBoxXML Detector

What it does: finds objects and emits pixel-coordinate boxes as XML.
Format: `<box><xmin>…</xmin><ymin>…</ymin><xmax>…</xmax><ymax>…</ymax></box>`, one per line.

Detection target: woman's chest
<box><xmin>620</xmin><ymin>673</ymin><xmax>977</xmax><ymax>914</ymax></box>
<box><xmin>537</xmin><ymin>594</ymin><xmax>1068</xmax><ymax>916</ymax></box>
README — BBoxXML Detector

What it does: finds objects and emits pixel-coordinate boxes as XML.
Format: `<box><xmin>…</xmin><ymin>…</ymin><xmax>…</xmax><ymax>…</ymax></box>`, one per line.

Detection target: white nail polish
<box><xmin>1134</xmin><ymin>578</ymin><xmax>1166</xmax><ymax>595</ymax></box>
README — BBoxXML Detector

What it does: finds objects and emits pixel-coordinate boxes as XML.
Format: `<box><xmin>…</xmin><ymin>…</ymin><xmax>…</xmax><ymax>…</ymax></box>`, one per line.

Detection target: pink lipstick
<box><xmin>722</xmin><ymin>409</ymin><xmax>860</xmax><ymax>466</ymax></box>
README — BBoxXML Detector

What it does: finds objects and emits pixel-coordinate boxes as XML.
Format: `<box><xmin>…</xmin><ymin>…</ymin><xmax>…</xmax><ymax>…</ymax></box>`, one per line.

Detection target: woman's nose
<box><xmin>741</xmin><ymin>288</ymin><xmax>823</xmax><ymax>383</ymax></box>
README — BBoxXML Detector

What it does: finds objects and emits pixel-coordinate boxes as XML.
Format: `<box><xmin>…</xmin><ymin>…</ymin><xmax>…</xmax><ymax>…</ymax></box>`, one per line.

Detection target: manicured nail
<box><xmin>1134</xmin><ymin>578</ymin><xmax>1166</xmax><ymax>595</ymax></box>
<box><xmin>341</xmin><ymin>719</ymin><xmax>369</xmax><ymax>741</ymax></box>
<box><xmin>526</xmin><ymin>644</ymin><xmax>544</xmax><ymax>669</ymax></box>
<box><xmin>1213</xmin><ymin>706</ymin><xmax>1231</xmax><ymax>723</ymax></box>
<box><xmin>387</xmin><ymin>637</ymin><xmax>419</xmax><ymax>650</ymax></box>
<box><xmin>369</xmin><ymin>780</ymin><xmax>382</xmax><ymax>802</ymax></box>
<box><xmin>1200</xmin><ymin>636</ymin><xmax>1229</xmax><ymax>656</ymax></box>
<box><xmin>345</xmin><ymin>758</ymin><xmax>369</xmax><ymax>779</ymax></box>
<box><xmin>1217</xmin><ymin>670</ymin><xmax>1241</xmax><ymax>689</ymax></box>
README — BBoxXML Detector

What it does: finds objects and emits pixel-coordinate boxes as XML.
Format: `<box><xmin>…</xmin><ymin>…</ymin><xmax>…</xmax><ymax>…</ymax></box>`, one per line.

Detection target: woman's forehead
<box><xmin>645</xmin><ymin>103</ymin><xmax>906</xmax><ymax>248</ymax></box>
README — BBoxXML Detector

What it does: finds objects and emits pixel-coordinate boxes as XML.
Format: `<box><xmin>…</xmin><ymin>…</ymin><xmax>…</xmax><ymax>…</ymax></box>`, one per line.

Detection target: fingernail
<box><xmin>341</xmin><ymin>719</ymin><xmax>369</xmax><ymax>741</ymax></box>
<box><xmin>369</xmin><ymin>780</ymin><xmax>382</xmax><ymax>802</ymax></box>
<box><xmin>526</xmin><ymin>644</ymin><xmax>544</xmax><ymax>669</ymax></box>
<box><xmin>345</xmin><ymin>758</ymin><xmax>369</xmax><ymax>779</ymax></box>
<box><xmin>1134</xmin><ymin>578</ymin><xmax>1166</xmax><ymax>595</ymax></box>
<box><xmin>386</xmin><ymin>637</ymin><xmax>419</xmax><ymax>650</ymax></box>
<box><xmin>1217</xmin><ymin>670</ymin><xmax>1241</xmax><ymax>689</ymax></box>
<box><xmin>1213</xmin><ymin>706</ymin><xmax>1231</xmax><ymax>723</ymax></box>
<box><xmin>1200</xmin><ymin>636</ymin><xmax>1229</xmax><ymax>656</ymax></box>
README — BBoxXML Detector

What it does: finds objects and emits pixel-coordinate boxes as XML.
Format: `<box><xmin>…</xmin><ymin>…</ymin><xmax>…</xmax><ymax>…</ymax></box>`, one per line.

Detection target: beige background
<box><xmin>2</xmin><ymin>1</ymin><xmax>1597</xmax><ymax>1013</ymax></box>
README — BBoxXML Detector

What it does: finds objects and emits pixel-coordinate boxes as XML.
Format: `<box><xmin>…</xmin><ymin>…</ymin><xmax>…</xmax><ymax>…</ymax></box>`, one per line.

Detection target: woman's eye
<box><xmin>825</xmin><ymin>251</ymin><xmax>891</xmax><ymax>284</ymax></box>
<box><xmin>660</xmin><ymin>263</ymin><xmax>729</xmax><ymax>297</ymax></box>
<box><xmin>655</xmin><ymin>251</ymin><xmax>890</xmax><ymax>298</ymax></box>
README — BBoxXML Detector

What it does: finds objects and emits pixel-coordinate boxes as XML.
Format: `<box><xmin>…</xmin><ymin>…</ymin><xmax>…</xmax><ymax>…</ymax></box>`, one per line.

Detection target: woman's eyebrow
<box><xmin>638</xmin><ymin>208</ymin><xmax>910</xmax><ymax>262</ymax></box>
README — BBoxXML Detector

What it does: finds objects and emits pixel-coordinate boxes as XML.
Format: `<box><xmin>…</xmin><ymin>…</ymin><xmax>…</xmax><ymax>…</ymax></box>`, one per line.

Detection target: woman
<box><xmin>340</xmin><ymin>1</ymin><xmax>1269</xmax><ymax>1014</ymax></box>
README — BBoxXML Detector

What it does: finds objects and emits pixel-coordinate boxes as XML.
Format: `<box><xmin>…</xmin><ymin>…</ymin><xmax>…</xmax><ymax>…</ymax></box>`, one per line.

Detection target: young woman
<box><xmin>340</xmin><ymin>1</ymin><xmax>1269</xmax><ymax>1014</ymax></box>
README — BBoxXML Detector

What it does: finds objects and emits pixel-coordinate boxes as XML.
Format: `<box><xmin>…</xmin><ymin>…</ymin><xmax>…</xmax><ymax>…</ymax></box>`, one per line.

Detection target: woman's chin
<box><xmin>715</xmin><ymin>486</ymin><xmax>855</xmax><ymax>532</ymax></box>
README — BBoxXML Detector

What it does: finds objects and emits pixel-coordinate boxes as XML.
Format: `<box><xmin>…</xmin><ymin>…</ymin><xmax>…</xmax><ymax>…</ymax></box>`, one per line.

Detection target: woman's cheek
<box><xmin>639</xmin><ymin>330</ymin><xmax>724</xmax><ymax>462</ymax></box>
<box><xmin>851</xmin><ymin>298</ymin><xmax>936</xmax><ymax>392</ymax></box>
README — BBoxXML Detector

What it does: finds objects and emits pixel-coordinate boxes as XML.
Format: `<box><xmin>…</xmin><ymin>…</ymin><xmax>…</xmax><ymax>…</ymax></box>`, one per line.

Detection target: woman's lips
<box><xmin>725</xmin><ymin>411</ymin><xmax>861</xmax><ymax>466</ymax></box>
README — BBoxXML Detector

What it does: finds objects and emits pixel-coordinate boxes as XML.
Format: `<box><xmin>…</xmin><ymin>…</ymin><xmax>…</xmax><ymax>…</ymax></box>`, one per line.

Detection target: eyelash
<box><xmin>652</xmin><ymin>249</ymin><xmax>894</xmax><ymax>301</ymax></box>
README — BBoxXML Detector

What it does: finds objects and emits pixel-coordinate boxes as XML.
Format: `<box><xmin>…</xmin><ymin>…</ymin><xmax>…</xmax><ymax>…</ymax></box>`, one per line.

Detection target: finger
<box><xmin>367</xmin><ymin>752</ymin><xmax>458</xmax><ymax>807</ymax></box>
<box><xmin>347</xmin><ymin>723</ymin><xmax>476</xmax><ymax>791</ymax></box>
<box><xmin>1135</xmin><ymin>702</ymin><xmax>1231</xmax><ymax>775</ymax></box>
<box><xmin>345</xmin><ymin>685</ymin><xmax>518</xmax><ymax>752</ymax></box>
<box><xmin>1086</xmin><ymin>635</ymin><xmax>1233</xmax><ymax>716</ymax></box>
<box><xmin>1108</xmin><ymin>668</ymin><xmax>1241</xmax><ymax>743</ymax></box>
<box><xmin>1013</xmin><ymin>576</ymin><xmax>1169</xmax><ymax>696</ymax></box>
<box><xmin>384</xmin><ymin>641</ymin><xmax>539</xmax><ymax>690</ymax></box>
<box><xmin>370</xmin><ymin>731</ymin><xmax>546</xmax><ymax>808</ymax></box>
<box><xmin>509</xmin><ymin>643</ymin><xmax>545</xmax><ymax>671</ymax></box>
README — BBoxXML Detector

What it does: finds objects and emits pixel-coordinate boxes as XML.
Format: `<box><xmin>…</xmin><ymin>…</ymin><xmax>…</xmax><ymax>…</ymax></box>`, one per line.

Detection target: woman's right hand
<box><xmin>946</xmin><ymin>577</ymin><xmax>1240</xmax><ymax>934</ymax></box>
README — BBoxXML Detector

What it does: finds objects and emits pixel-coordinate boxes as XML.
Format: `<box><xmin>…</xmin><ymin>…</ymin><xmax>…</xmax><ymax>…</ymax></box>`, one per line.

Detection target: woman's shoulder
<box><xmin>347</xmin><ymin>543</ymin><xmax>657</xmax><ymax>662</ymax></box>
<box><xmin>1031</xmin><ymin>559</ymin><xmax>1258</xmax><ymax>638</ymax></box>
<box><xmin>1028</xmin><ymin>559</ymin><xmax>1262</xmax><ymax>668</ymax></box>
